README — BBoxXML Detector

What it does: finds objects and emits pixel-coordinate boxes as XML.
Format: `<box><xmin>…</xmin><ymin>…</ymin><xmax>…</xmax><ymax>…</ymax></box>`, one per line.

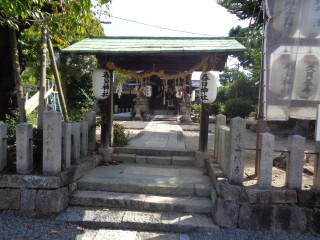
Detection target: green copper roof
<box><xmin>62</xmin><ymin>36</ymin><xmax>246</xmax><ymax>54</ymax></box>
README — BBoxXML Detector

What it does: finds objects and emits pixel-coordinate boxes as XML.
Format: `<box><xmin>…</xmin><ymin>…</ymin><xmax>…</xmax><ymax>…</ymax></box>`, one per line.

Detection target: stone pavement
<box><xmin>124</xmin><ymin>121</ymin><xmax>185</xmax><ymax>150</ymax></box>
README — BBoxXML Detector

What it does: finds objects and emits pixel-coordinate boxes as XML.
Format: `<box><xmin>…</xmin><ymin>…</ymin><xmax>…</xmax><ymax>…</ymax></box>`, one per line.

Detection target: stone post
<box><xmin>223</xmin><ymin>127</ymin><xmax>231</xmax><ymax>179</ymax></box>
<box><xmin>286</xmin><ymin>135</ymin><xmax>305</xmax><ymax>189</ymax></box>
<box><xmin>114</xmin><ymin>105</ymin><xmax>118</xmax><ymax>113</ymax></box>
<box><xmin>217</xmin><ymin>125</ymin><xmax>226</xmax><ymax>166</ymax></box>
<box><xmin>257</xmin><ymin>133</ymin><xmax>274</xmax><ymax>189</ymax></box>
<box><xmin>0</xmin><ymin>123</ymin><xmax>7</xmax><ymax>171</ymax></box>
<box><xmin>214</xmin><ymin>114</ymin><xmax>226</xmax><ymax>158</ymax></box>
<box><xmin>43</xmin><ymin>110</ymin><xmax>62</xmax><ymax>175</ymax></box>
<box><xmin>85</xmin><ymin>111</ymin><xmax>97</xmax><ymax>153</ymax></box>
<box><xmin>62</xmin><ymin>122</ymin><xmax>71</xmax><ymax>168</ymax></box>
<box><xmin>219</xmin><ymin>126</ymin><xmax>227</xmax><ymax>173</ymax></box>
<box><xmin>16</xmin><ymin>123</ymin><xmax>33</xmax><ymax>174</ymax></box>
<box><xmin>80</xmin><ymin>121</ymin><xmax>88</xmax><ymax>156</ymax></box>
<box><xmin>228</xmin><ymin>117</ymin><xmax>246</xmax><ymax>186</ymax></box>
<box><xmin>133</xmin><ymin>105</ymin><xmax>143</xmax><ymax>121</ymax></box>
<box><xmin>313</xmin><ymin>141</ymin><xmax>320</xmax><ymax>191</ymax></box>
<box><xmin>71</xmin><ymin>121</ymin><xmax>80</xmax><ymax>163</ymax></box>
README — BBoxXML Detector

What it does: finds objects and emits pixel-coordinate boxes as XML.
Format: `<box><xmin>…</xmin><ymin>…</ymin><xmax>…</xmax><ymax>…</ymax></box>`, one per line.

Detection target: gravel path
<box><xmin>1</xmin><ymin>215</ymin><xmax>319</xmax><ymax>240</ymax></box>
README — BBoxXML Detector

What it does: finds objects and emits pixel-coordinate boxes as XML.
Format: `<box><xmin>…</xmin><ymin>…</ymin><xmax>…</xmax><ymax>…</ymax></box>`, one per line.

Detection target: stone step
<box><xmin>56</xmin><ymin>208</ymin><xmax>219</xmax><ymax>233</ymax></box>
<box><xmin>69</xmin><ymin>190</ymin><xmax>213</xmax><ymax>215</ymax></box>
<box><xmin>110</xmin><ymin>153</ymin><xmax>136</xmax><ymax>163</ymax></box>
<box><xmin>114</xmin><ymin>147</ymin><xmax>195</xmax><ymax>157</ymax></box>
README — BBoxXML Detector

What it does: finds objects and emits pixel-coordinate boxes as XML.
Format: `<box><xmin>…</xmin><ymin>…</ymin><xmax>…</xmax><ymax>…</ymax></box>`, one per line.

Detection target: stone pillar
<box><xmin>257</xmin><ymin>133</ymin><xmax>274</xmax><ymax>189</ymax></box>
<box><xmin>286</xmin><ymin>135</ymin><xmax>305</xmax><ymax>189</ymax></box>
<box><xmin>0</xmin><ymin>123</ymin><xmax>7</xmax><ymax>171</ymax></box>
<box><xmin>219</xmin><ymin>126</ymin><xmax>227</xmax><ymax>172</ymax></box>
<box><xmin>133</xmin><ymin>105</ymin><xmax>143</xmax><ymax>121</ymax></box>
<box><xmin>223</xmin><ymin>127</ymin><xmax>231</xmax><ymax>179</ymax></box>
<box><xmin>214</xmin><ymin>114</ymin><xmax>226</xmax><ymax>158</ymax></box>
<box><xmin>16</xmin><ymin>123</ymin><xmax>33</xmax><ymax>174</ymax></box>
<box><xmin>62</xmin><ymin>122</ymin><xmax>71</xmax><ymax>168</ymax></box>
<box><xmin>313</xmin><ymin>141</ymin><xmax>320</xmax><ymax>191</ymax></box>
<box><xmin>184</xmin><ymin>107</ymin><xmax>192</xmax><ymax>122</ymax></box>
<box><xmin>80</xmin><ymin>121</ymin><xmax>88</xmax><ymax>156</ymax></box>
<box><xmin>228</xmin><ymin>117</ymin><xmax>246</xmax><ymax>186</ymax></box>
<box><xmin>85</xmin><ymin>111</ymin><xmax>96</xmax><ymax>153</ymax></box>
<box><xmin>43</xmin><ymin>110</ymin><xmax>62</xmax><ymax>175</ymax></box>
<box><xmin>217</xmin><ymin>125</ymin><xmax>226</xmax><ymax>166</ymax></box>
<box><xmin>71</xmin><ymin>121</ymin><xmax>80</xmax><ymax>163</ymax></box>
<box><xmin>114</xmin><ymin>105</ymin><xmax>118</xmax><ymax>114</ymax></box>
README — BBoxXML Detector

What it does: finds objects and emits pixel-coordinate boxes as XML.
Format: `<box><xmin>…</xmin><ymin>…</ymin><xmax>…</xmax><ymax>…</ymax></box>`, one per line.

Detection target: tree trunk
<box><xmin>0</xmin><ymin>26</ymin><xmax>27</xmax><ymax>122</ymax></box>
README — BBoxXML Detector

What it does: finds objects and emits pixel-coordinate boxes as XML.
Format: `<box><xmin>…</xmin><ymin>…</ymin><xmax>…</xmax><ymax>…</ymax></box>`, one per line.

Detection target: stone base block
<box><xmin>313</xmin><ymin>209</ymin><xmax>320</xmax><ymax>234</ymax></box>
<box><xmin>36</xmin><ymin>187</ymin><xmax>68</xmax><ymax>213</ymax></box>
<box><xmin>212</xmin><ymin>189</ymin><xmax>239</xmax><ymax>228</ymax></box>
<box><xmin>195</xmin><ymin>151</ymin><xmax>211</xmax><ymax>168</ymax></box>
<box><xmin>297</xmin><ymin>190</ymin><xmax>320</xmax><ymax>207</ymax></box>
<box><xmin>247</xmin><ymin>189</ymin><xmax>297</xmax><ymax>204</ymax></box>
<box><xmin>0</xmin><ymin>189</ymin><xmax>21</xmax><ymax>210</ymax></box>
<box><xmin>98</xmin><ymin>147</ymin><xmax>114</xmax><ymax>161</ymax></box>
<box><xmin>20</xmin><ymin>190</ymin><xmax>37</xmax><ymax>211</ymax></box>
<box><xmin>238</xmin><ymin>203</ymin><xmax>276</xmax><ymax>231</ymax></box>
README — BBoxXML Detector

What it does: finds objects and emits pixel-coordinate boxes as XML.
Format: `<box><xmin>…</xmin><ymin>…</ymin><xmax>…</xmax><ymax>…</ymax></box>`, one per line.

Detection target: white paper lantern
<box><xmin>92</xmin><ymin>69</ymin><xmax>110</xmax><ymax>99</ymax></box>
<box><xmin>175</xmin><ymin>86</ymin><xmax>183</xmax><ymax>99</ymax></box>
<box><xmin>191</xmin><ymin>89</ymin><xmax>196</xmax><ymax>101</ymax></box>
<box><xmin>301</xmin><ymin>0</ymin><xmax>320</xmax><ymax>38</ymax></box>
<box><xmin>146</xmin><ymin>85</ymin><xmax>152</xmax><ymax>97</ymax></box>
<box><xmin>199</xmin><ymin>71</ymin><xmax>218</xmax><ymax>104</ymax></box>
<box><xmin>293</xmin><ymin>55</ymin><xmax>319</xmax><ymax>99</ymax></box>
<box><xmin>273</xmin><ymin>1</ymin><xmax>300</xmax><ymax>37</ymax></box>
<box><xmin>269</xmin><ymin>54</ymin><xmax>296</xmax><ymax>97</ymax></box>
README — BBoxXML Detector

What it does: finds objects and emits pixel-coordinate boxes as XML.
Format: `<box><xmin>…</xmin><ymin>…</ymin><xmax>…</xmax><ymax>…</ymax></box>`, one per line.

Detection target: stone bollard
<box><xmin>114</xmin><ymin>105</ymin><xmax>118</xmax><ymax>114</ymax></box>
<box><xmin>16</xmin><ymin>123</ymin><xmax>33</xmax><ymax>174</ymax></box>
<box><xmin>223</xmin><ymin>127</ymin><xmax>231</xmax><ymax>179</ymax></box>
<box><xmin>286</xmin><ymin>135</ymin><xmax>306</xmax><ymax>189</ymax></box>
<box><xmin>257</xmin><ymin>133</ymin><xmax>274</xmax><ymax>189</ymax></box>
<box><xmin>43</xmin><ymin>110</ymin><xmax>62</xmax><ymax>175</ymax></box>
<box><xmin>80</xmin><ymin>121</ymin><xmax>88</xmax><ymax>156</ymax></box>
<box><xmin>0</xmin><ymin>123</ymin><xmax>7</xmax><ymax>171</ymax></box>
<box><xmin>71</xmin><ymin>122</ymin><xmax>81</xmax><ymax>163</ymax></box>
<box><xmin>218</xmin><ymin>125</ymin><xmax>226</xmax><ymax>166</ymax></box>
<box><xmin>219</xmin><ymin>126</ymin><xmax>228</xmax><ymax>175</ymax></box>
<box><xmin>85</xmin><ymin>111</ymin><xmax>97</xmax><ymax>153</ymax></box>
<box><xmin>214</xmin><ymin>114</ymin><xmax>226</xmax><ymax>159</ymax></box>
<box><xmin>314</xmin><ymin>141</ymin><xmax>320</xmax><ymax>191</ymax></box>
<box><xmin>62</xmin><ymin>122</ymin><xmax>71</xmax><ymax>168</ymax></box>
<box><xmin>228</xmin><ymin>117</ymin><xmax>246</xmax><ymax>186</ymax></box>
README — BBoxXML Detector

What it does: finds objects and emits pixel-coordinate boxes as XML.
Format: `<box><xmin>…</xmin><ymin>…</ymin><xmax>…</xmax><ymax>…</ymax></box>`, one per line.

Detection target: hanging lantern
<box><xmin>269</xmin><ymin>54</ymin><xmax>296</xmax><ymax>98</ymax></box>
<box><xmin>146</xmin><ymin>85</ymin><xmax>152</xmax><ymax>97</ymax></box>
<box><xmin>199</xmin><ymin>71</ymin><xmax>218</xmax><ymax>104</ymax></box>
<box><xmin>191</xmin><ymin>89</ymin><xmax>196</xmax><ymax>101</ymax></box>
<box><xmin>92</xmin><ymin>69</ymin><xmax>110</xmax><ymax>99</ymax></box>
<box><xmin>293</xmin><ymin>54</ymin><xmax>319</xmax><ymax>99</ymax></box>
<box><xmin>273</xmin><ymin>1</ymin><xmax>300</xmax><ymax>37</ymax></box>
<box><xmin>301</xmin><ymin>0</ymin><xmax>320</xmax><ymax>38</ymax></box>
<box><xmin>175</xmin><ymin>86</ymin><xmax>183</xmax><ymax>99</ymax></box>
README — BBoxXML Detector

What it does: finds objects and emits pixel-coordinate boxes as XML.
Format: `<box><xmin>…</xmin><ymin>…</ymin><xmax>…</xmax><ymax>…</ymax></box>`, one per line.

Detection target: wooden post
<box><xmin>9</xmin><ymin>27</ymin><xmax>26</xmax><ymax>123</ymax></box>
<box><xmin>47</xmin><ymin>30</ymin><xmax>69</xmax><ymax>122</ymax></box>
<box><xmin>198</xmin><ymin>103</ymin><xmax>209</xmax><ymax>152</ymax></box>
<box><xmin>101</xmin><ymin>70</ymin><xmax>113</xmax><ymax>148</ymax></box>
<box><xmin>38</xmin><ymin>26</ymin><xmax>47</xmax><ymax>129</ymax></box>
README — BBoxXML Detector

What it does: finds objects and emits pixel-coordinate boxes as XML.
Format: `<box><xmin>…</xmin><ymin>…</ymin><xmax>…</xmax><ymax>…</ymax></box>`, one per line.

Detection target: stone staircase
<box><xmin>56</xmin><ymin>148</ymin><xmax>219</xmax><ymax>233</ymax></box>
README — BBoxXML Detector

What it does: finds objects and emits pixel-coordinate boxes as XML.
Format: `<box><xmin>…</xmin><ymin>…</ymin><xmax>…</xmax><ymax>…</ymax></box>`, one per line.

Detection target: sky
<box><xmin>98</xmin><ymin>0</ymin><xmax>250</xmax><ymax>79</ymax></box>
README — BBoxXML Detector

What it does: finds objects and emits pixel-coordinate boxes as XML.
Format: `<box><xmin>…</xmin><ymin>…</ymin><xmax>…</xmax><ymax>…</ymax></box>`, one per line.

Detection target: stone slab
<box><xmin>0</xmin><ymin>123</ymin><xmax>7</xmax><ymax>172</ymax></box>
<box><xmin>147</xmin><ymin>156</ymin><xmax>171</xmax><ymax>165</ymax></box>
<box><xmin>68</xmin><ymin>182</ymin><xmax>77</xmax><ymax>193</ymax></box>
<box><xmin>297</xmin><ymin>190</ymin><xmax>320</xmax><ymax>207</ymax></box>
<box><xmin>208</xmin><ymin>163</ymin><xmax>224</xmax><ymax>189</ymax></box>
<box><xmin>143</xmin><ymin>195</ymin><xmax>213</xmax><ymax>214</ymax></box>
<box><xmin>238</xmin><ymin>203</ymin><xmax>276</xmax><ymax>231</ymax></box>
<box><xmin>195</xmin><ymin>151</ymin><xmax>211</xmax><ymax>168</ymax></box>
<box><xmin>136</xmin><ymin>232</ymin><xmax>179</xmax><ymax>240</ymax></box>
<box><xmin>123</xmin><ymin>166</ymin><xmax>180</xmax><ymax>177</ymax></box>
<box><xmin>246</xmin><ymin>189</ymin><xmax>297</xmax><ymax>204</ymax></box>
<box><xmin>194</xmin><ymin>183</ymin><xmax>212</xmax><ymax>197</ymax></box>
<box><xmin>0</xmin><ymin>174</ymin><xmax>60</xmax><ymax>189</ymax></box>
<box><xmin>95</xmin><ymin>230</ymin><xmax>137</xmax><ymax>240</ymax></box>
<box><xmin>172</xmin><ymin>156</ymin><xmax>195</xmax><ymax>166</ymax></box>
<box><xmin>98</xmin><ymin>147</ymin><xmax>114</xmax><ymax>161</ymax></box>
<box><xmin>70</xmin><ymin>190</ymin><xmax>146</xmax><ymax>210</ymax></box>
<box><xmin>111</xmin><ymin>153</ymin><xmax>136</xmax><ymax>163</ymax></box>
<box><xmin>20</xmin><ymin>189</ymin><xmax>37</xmax><ymax>211</ymax></box>
<box><xmin>313</xmin><ymin>209</ymin><xmax>320</xmax><ymax>234</ymax></box>
<box><xmin>77</xmin><ymin>177</ymin><xmax>194</xmax><ymax>197</ymax></box>
<box><xmin>0</xmin><ymin>189</ymin><xmax>21</xmax><ymax>210</ymax></box>
<box><xmin>36</xmin><ymin>187</ymin><xmax>68</xmax><ymax>213</ymax></box>
<box><xmin>16</xmin><ymin>123</ymin><xmax>33</xmax><ymax>174</ymax></box>
<box><xmin>135</xmin><ymin>156</ymin><xmax>147</xmax><ymax>164</ymax></box>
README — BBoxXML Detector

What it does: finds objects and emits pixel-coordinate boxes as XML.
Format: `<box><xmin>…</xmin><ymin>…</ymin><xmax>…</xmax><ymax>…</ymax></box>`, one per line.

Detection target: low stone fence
<box><xmin>209</xmin><ymin>115</ymin><xmax>320</xmax><ymax>234</ymax></box>
<box><xmin>0</xmin><ymin>110</ymin><xmax>101</xmax><ymax>218</ymax></box>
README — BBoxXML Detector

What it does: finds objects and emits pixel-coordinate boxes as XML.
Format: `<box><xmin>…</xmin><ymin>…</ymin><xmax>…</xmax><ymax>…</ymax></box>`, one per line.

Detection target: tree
<box><xmin>219</xmin><ymin>66</ymin><xmax>247</xmax><ymax>86</ymax></box>
<box><xmin>0</xmin><ymin>0</ymin><xmax>111</xmax><ymax>121</ymax></box>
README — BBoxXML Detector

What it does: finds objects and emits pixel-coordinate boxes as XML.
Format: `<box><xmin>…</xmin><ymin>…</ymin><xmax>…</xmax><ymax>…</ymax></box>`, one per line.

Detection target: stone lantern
<box><xmin>133</xmin><ymin>93</ymin><xmax>143</xmax><ymax>121</ymax></box>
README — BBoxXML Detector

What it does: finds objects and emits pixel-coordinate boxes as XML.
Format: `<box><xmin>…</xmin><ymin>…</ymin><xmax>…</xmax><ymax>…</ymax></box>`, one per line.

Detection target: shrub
<box><xmin>113</xmin><ymin>123</ymin><xmax>131</xmax><ymax>147</ymax></box>
<box><xmin>209</xmin><ymin>103</ymin><xmax>221</xmax><ymax>115</ymax></box>
<box><xmin>192</xmin><ymin>103</ymin><xmax>201</xmax><ymax>123</ymax></box>
<box><xmin>130</xmin><ymin>109</ymin><xmax>145</xmax><ymax>118</ymax></box>
<box><xmin>224</xmin><ymin>98</ymin><xmax>254</xmax><ymax>119</ymax></box>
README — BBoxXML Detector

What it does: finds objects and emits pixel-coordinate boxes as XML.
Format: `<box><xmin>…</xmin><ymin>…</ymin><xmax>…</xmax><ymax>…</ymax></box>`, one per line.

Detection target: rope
<box><xmin>106</xmin><ymin>55</ymin><xmax>218</xmax><ymax>81</ymax></box>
